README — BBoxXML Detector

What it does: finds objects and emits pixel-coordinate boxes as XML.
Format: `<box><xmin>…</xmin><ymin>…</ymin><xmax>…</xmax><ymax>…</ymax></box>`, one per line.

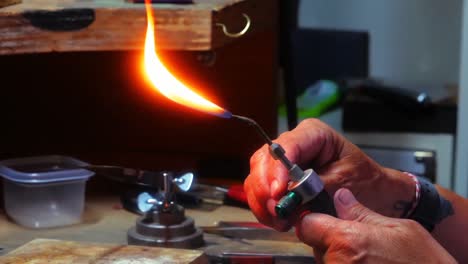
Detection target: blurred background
<box><xmin>278</xmin><ymin>0</ymin><xmax>468</xmax><ymax>196</ymax></box>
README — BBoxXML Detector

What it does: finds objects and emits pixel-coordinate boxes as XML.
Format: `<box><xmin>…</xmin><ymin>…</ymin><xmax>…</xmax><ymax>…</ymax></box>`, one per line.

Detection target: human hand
<box><xmin>244</xmin><ymin>118</ymin><xmax>415</xmax><ymax>230</ymax></box>
<box><xmin>297</xmin><ymin>188</ymin><xmax>456</xmax><ymax>264</ymax></box>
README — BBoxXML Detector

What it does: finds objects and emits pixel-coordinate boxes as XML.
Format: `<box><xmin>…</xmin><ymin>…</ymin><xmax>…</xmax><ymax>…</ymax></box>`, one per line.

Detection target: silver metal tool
<box><xmin>206</xmin><ymin>251</ymin><xmax>315</xmax><ymax>264</ymax></box>
<box><xmin>232</xmin><ymin>115</ymin><xmax>336</xmax><ymax>218</ymax></box>
<box><xmin>200</xmin><ymin>221</ymin><xmax>300</xmax><ymax>242</ymax></box>
<box><xmin>136</xmin><ymin>172</ymin><xmax>194</xmax><ymax>213</ymax></box>
<box><xmin>66</xmin><ymin>164</ymin><xmax>194</xmax><ymax>192</ymax></box>
<box><xmin>127</xmin><ymin>172</ymin><xmax>204</xmax><ymax>249</ymax></box>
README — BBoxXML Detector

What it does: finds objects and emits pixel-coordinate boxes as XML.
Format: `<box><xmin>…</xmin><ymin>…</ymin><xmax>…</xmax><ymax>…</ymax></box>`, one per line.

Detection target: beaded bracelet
<box><xmin>403</xmin><ymin>172</ymin><xmax>421</xmax><ymax>218</ymax></box>
<box><xmin>404</xmin><ymin>174</ymin><xmax>454</xmax><ymax>232</ymax></box>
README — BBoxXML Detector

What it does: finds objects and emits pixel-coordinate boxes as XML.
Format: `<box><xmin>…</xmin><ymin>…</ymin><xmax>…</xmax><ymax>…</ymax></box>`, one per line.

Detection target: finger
<box><xmin>267</xmin><ymin>148</ymin><xmax>290</xmax><ymax>199</ymax></box>
<box><xmin>267</xmin><ymin>198</ymin><xmax>292</xmax><ymax>231</ymax></box>
<box><xmin>244</xmin><ymin>177</ymin><xmax>291</xmax><ymax>230</ymax></box>
<box><xmin>334</xmin><ymin>188</ymin><xmax>390</xmax><ymax>225</ymax></box>
<box><xmin>249</xmin><ymin>144</ymin><xmax>289</xmax><ymax>199</ymax></box>
<box><xmin>244</xmin><ymin>173</ymin><xmax>272</xmax><ymax>226</ymax></box>
<box><xmin>275</xmin><ymin>119</ymin><xmax>346</xmax><ymax>168</ymax></box>
<box><xmin>313</xmin><ymin>249</ymin><xmax>325</xmax><ymax>264</ymax></box>
<box><xmin>295</xmin><ymin>213</ymin><xmax>341</xmax><ymax>250</ymax></box>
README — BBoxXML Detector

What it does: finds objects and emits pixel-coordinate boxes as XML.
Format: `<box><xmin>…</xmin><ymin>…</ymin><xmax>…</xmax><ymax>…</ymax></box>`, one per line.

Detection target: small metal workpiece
<box><xmin>232</xmin><ymin>114</ymin><xmax>336</xmax><ymax>218</ymax></box>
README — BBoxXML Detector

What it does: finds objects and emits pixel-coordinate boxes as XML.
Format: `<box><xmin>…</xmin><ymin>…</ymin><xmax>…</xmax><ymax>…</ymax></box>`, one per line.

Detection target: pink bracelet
<box><xmin>403</xmin><ymin>172</ymin><xmax>421</xmax><ymax>218</ymax></box>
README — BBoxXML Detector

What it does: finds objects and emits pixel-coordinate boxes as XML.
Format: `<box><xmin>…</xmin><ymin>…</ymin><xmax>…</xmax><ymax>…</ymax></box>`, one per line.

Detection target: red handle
<box><xmin>226</xmin><ymin>184</ymin><xmax>247</xmax><ymax>204</ymax></box>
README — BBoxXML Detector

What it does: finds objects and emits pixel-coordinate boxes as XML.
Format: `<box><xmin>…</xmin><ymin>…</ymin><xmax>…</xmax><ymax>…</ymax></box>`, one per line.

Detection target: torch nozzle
<box><xmin>231</xmin><ymin>114</ymin><xmax>300</xmax><ymax>175</ymax></box>
<box><xmin>232</xmin><ymin>114</ymin><xmax>273</xmax><ymax>145</ymax></box>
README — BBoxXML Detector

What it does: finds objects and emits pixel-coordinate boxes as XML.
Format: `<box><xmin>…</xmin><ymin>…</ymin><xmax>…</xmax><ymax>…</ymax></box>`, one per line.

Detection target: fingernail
<box><xmin>337</xmin><ymin>188</ymin><xmax>357</xmax><ymax>206</ymax></box>
<box><xmin>299</xmin><ymin>210</ymin><xmax>311</xmax><ymax>220</ymax></box>
<box><xmin>270</xmin><ymin>180</ymin><xmax>279</xmax><ymax>197</ymax></box>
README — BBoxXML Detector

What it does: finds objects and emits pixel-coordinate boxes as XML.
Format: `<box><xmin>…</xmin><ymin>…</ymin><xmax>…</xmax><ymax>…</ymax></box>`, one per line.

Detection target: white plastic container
<box><xmin>0</xmin><ymin>155</ymin><xmax>94</xmax><ymax>228</ymax></box>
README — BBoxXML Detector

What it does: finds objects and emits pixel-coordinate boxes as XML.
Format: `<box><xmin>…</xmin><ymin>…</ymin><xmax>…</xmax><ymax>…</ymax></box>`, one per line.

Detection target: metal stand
<box><xmin>127</xmin><ymin>172</ymin><xmax>204</xmax><ymax>249</ymax></box>
<box><xmin>127</xmin><ymin>204</ymin><xmax>204</xmax><ymax>249</ymax></box>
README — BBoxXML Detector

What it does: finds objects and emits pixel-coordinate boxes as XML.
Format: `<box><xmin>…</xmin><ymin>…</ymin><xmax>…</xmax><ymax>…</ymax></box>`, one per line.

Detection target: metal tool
<box><xmin>232</xmin><ymin>115</ymin><xmax>336</xmax><ymax>218</ymax></box>
<box><xmin>203</xmin><ymin>221</ymin><xmax>314</xmax><ymax>264</ymax></box>
<box><xmin>85</xmin><ymin>165</ymin><xmax>194</xmax><ymax>189</ymax></box>
<box><xmin>136</xmin><ymin>170</ymin><xmax>193</xmax><ymax>213</ymax></box>
<box><xmin>187</xmin><ymin>183</ymin><xmax>247</xmax><ymax>207</ymax></box>
<box><xmin>205</xmin><ymin>251</ymin><xmax>315</xmax><ymax>264</ymax></box>
<box><xmin>200</xmin><ymin>221</ymin><xmax>300</xmax><ymax>242</ymax></box>
<box><xmin>71</xmin><ymin>164</ymin><xmax>201</xmax><ymax>213</ymax></box>
<box><xmin>43</xmin><ymin>163</ymin><xmax>193</xmax><ymax>189</ymax></box>
<box><xmin>127</xmin><ymin>172</ymin><xmax>204</xmax><ymax>249</ymax></box>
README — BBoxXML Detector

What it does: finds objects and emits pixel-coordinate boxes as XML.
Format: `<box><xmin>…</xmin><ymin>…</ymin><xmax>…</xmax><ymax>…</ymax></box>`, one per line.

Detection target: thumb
<box><xmin>334</xmin><ymin>188</ymin><xmax>388</xmax><ymax>225</ymax></box>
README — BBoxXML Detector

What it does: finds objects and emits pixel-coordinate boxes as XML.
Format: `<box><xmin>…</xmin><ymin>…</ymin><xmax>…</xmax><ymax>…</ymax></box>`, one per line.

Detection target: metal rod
<box><xmin>163</xmin><ymin>172</ymin><xmax>173</xmax><ymax>210</ymax></box>
<box><xmin>232</xmin><ymin>114</ymin><xmax>302</xmax><ymax>173</ymax></box>
<box><xmin>232</xmin><ymin>114</ymin><xmax>296</xmax><ymax>170</ymax></box>
<box><xmin>278</xmin><ymin>154</ymin><xmax>294</xmax><ymax>170</ymax></box>
<box><xmin>231</xmin><ymin>114</ymin><xmax>273</xmax><ymax>145</ymax></box>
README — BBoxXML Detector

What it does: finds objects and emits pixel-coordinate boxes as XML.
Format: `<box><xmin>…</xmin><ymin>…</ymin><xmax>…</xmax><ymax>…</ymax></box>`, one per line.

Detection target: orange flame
<box><xmin>143</xmin><ymin>1</ymin><xmax>231</xmax><ymax>118</ymax></box>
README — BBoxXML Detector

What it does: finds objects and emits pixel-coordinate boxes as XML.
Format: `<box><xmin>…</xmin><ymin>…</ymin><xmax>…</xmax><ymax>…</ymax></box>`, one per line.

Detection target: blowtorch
<box><xmin>141</xmin><ymin>2</ymin><xmax>335</xmax><ymax>218</ymax></box>
<box><xmin>232</xmin><ymin>115</ymin><xmax>336</xmax><ymax>219</ymax></box>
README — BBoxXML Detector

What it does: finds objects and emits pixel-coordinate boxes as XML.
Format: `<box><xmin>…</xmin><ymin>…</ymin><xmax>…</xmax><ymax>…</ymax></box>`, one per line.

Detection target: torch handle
<box><xmin>303</xmin><ymin>189</ymin><xmax>337</xmax><ymax>217</ymax></box>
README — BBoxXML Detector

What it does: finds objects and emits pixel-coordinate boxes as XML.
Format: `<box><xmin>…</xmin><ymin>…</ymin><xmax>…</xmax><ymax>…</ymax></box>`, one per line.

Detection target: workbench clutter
<box><xmin>0</xmin><ymin>0</ymin><xmax>292</xmax><ymax>262</ymax></box>
<box><xmin>0</xmin><ymin>156</ymin><xmax>94</xmax><ymax>229</ymax></box>
<box><xmin>0</xmin><ymin>157</ymin><xmax>314</xmax><ymax>263</ymax></box>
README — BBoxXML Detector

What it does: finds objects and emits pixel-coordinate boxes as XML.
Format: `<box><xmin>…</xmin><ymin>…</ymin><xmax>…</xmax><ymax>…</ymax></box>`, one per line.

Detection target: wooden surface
<box><xmin>0</xmin><ymin>0</ymin><xmax>276</xmax><ymax>54</ymax></box>
<box><xmin>0</xmin><ymin>195</ymin><xmax>314</xmax><ymax>262</ymax></box>
<box><xmin>0</xmin><ymin>195</ymin><xmax>248</xmax><ymax>255</ymax></box>
<box><xmin>0</xmin><ymin>239</ymin><xmax>207</xmax><ymax>263</ymax></box>
<box><xmin>0</xmin><ymin>0</ymin><xmax>20</xmax><ymax>8</ymax></box>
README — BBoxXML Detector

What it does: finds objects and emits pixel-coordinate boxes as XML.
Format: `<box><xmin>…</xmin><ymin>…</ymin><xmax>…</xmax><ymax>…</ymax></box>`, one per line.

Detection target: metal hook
<box><xmin>216</xmin><ymin>13</ymin><xmax>251</xmax><ymax>38</ymax></box>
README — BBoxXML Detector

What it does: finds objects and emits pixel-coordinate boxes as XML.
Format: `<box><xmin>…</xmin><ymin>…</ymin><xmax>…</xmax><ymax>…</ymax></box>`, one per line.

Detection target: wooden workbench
<box><xmin>0</xmin><ymin>195</ymin><xmax>255</xmax><ymax>254</ymax></box>
<box><xmin>0</xmin><ymin>0</ymin><xmax>276</xmax><ymax>54</ymax></box>
<box><xmin>0</xmin><ymin>195</ymin><xmax>314</xmax><ymax>263</ymax></box>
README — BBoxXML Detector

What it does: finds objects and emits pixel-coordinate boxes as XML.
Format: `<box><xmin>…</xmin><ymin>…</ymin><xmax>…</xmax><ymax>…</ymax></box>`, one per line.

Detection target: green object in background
<box><xmin>279</xmin><ymin>80</ymin><xmax>341</xmax><ymax>118</ymax></box>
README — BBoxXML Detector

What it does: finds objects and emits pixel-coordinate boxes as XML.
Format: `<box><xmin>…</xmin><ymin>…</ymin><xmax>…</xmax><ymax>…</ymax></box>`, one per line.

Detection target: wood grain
<box><xmin>0</xmin><ymin>194</ymin><xmax>313</xmax><ymax>262</ymax></box>
<box><xmin>0</xmin><ymin>0</ymin><xmax>20</xmax><ymax>8</ymax></box>
<box><xmin>0</xmin><ymin>196</ymin><xmax>313</xmax><ymax>261</ymax></box>
<box><xmin>0</xmin><ymin>239</ymin><xmax>207</xmax><ymax>263</ymax></box>
<box><xmin>0</xmin><ymin>0</ymin><xmax>275</xmax><ymax>54</ymax></box>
